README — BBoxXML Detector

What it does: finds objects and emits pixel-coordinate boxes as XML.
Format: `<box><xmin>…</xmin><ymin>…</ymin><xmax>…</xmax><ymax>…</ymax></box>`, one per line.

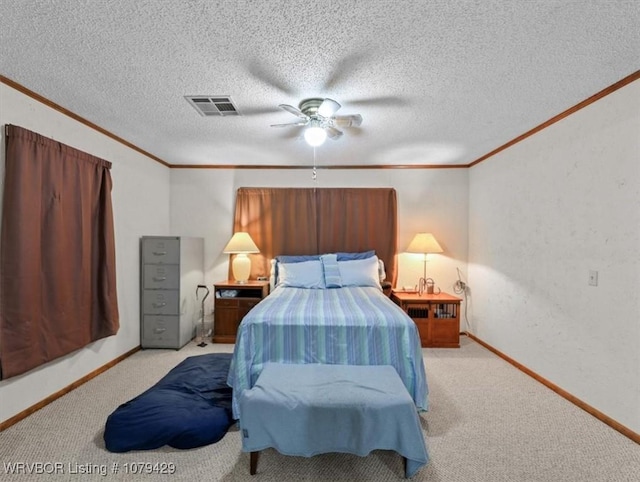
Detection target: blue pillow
<box><xmin>276</xmin><ymin>254</ymin><xmax>320</xmax><ymax>263</ymax></box>
<box><xmin>277</xmin><ymin>260</ymin><xmax>326</xmax><ymax>289</ymax></box>
<box><xmin>320</xmin><ymin>254</ymin><xmax>342</xmax><ymax>288</ymax></box>
<box><xmin>336</xmin><ymin>250</ymin><xmax>376</xmax><ymax>261</ymax></box>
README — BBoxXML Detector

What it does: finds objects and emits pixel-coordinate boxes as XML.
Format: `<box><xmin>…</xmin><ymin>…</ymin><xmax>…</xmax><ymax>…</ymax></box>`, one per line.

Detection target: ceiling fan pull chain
<box><xmin>312</xmin><ymin>146</ymin><xmax>318</xmax><ymax>186</ymax></box>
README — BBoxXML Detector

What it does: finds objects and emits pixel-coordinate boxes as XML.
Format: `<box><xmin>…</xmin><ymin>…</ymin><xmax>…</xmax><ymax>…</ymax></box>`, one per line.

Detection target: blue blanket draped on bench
<box><xmin>240</xmin><ymin>363</ymin><xmax>429</xmax><ymax>478</ymax></box>
<box><xmin>104</xmin><ymin>353</ymin><xmax>233</xmax><ymax>453</ymax></box>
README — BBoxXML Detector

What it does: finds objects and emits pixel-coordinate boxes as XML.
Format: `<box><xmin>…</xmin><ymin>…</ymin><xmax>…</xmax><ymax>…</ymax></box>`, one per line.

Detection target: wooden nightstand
<box><xmin>391</xmin><ymin>290</ymin><xmax>462</xmax><ymax>348</ymax></box>
<box><xmin>212</xmin><ymin>280</ymin><xmax>269</xmax><ymax>343</ymax></box>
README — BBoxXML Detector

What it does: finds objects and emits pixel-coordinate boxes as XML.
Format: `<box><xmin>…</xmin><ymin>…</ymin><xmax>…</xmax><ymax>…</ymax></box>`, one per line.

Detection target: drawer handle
<box><xmin>154</xmin><ymin>328</ymin><xmax>166</xmax><ymax>334</ymax></box>
<box><xmin>152</xmin><ymin>302</ymin><xmax>167</xmax><ymax>308</ymax></box>
<box><xmin>153</xmin><ymin>251</ymin><xmax>167</xmax><ymax>256</ymax></box>
<box><xmin>153</xmin><ymin>276</ymin><xmax>167</xmax><ymax>281</ymax></box>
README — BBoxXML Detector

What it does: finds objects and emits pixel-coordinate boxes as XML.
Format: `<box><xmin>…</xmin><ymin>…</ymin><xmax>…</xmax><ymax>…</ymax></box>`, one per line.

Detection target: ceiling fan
<box><xmin>270</xmin><ymin>97</ymin><xmax>363</xmax><ymax>146</ymax></box>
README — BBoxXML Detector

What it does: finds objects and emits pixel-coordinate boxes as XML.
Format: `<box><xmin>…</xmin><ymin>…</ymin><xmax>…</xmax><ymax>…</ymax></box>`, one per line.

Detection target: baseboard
<box><xmin>464</xmin><ymin>332</ymin><xmax>640</xmax><ymax>445</ymax></box>
<box><xmin>0</xmin><ymin>346</ymin><xmax>141</xmax><ymax>432</ymax></box>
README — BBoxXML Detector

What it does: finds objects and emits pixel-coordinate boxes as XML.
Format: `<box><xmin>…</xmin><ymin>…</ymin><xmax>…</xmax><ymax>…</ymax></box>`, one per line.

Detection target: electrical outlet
<box><xmin>588</xmin><ymin>270</ymin><xmax>598</xmax><ymax>287</ymax></box>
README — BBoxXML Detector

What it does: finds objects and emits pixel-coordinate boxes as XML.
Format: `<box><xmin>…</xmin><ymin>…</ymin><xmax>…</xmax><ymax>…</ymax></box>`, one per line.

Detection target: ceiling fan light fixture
<box><xmin>317</xmin><ymin>98</ymin><xmax>341</xmax><ymax>117</ymax></box>
<box><xmin>274</xmin><ymin>97</ymin><xmax>361</xmax><ymax>144</ymax></box>
<box><xmin>304</xmin><ymin>126</ymin><xmax>327</xmax><ymax>146</ymax></box>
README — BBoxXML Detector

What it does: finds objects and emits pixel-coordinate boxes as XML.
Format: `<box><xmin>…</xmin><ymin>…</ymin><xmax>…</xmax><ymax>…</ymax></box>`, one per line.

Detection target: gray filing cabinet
<box><xmin>140</xmin><ymin>236</ymin><xmax>204</xmax><ymax>349</ymax></box>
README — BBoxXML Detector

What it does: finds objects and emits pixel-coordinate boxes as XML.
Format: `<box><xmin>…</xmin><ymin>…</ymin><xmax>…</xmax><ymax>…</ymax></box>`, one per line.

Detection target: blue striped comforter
<box><xmin>227</xmin><ymin>286</ymin><xmax>428</xmax><ymax>419</ymax></box>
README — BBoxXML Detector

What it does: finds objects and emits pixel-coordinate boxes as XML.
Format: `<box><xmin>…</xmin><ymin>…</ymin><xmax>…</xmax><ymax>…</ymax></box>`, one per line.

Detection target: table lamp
<box><xmin>223</xmin><ymin>232</ymin><xmax>260</xmax><ymax>283</ymax></box>
<box><xmin>406</xmin><ymin>232</ymin><xmax>443</xmax><ymax>295</ymax></box>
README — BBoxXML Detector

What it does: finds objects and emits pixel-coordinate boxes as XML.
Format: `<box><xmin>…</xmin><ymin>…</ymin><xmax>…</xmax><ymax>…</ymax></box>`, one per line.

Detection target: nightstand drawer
<box><xmin>216</xmin><ymin>298</ymin><xmax>239</xmax><ymax>308</ymax></box>
<box><xmin>239</xmin><ymin>299</ymin><xmax>260</xmax><ymax>310</ymax></box>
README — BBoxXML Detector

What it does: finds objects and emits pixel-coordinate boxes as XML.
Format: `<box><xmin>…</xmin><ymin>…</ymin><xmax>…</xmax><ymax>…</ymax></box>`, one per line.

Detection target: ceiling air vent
<box><xmin>185</xmin><ymin>96</ymin><xmax>240</xmax><ymax>116</ymax></box>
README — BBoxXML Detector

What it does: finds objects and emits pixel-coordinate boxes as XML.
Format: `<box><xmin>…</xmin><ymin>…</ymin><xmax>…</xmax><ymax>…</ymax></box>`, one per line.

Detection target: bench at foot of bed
<box><xmin>239</xmin><ymin>363</ymin><xmax>429</xmax><ymax>478</ymax></box>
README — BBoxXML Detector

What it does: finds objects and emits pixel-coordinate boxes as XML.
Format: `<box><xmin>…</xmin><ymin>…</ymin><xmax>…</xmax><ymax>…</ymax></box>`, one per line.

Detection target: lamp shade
<box><xmin>223</xmin><ymin>232</ymin><xmax>259</xmax><ymax>254</ymax></box>
<box><xmin>406</xmin><ymin>233</ymin><xmax>443</xmax><ymax>254</ymax></box>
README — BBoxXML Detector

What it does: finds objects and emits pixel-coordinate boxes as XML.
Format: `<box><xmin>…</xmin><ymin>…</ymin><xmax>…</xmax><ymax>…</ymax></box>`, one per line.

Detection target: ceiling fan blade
<box><xmin>322</xmin><ymin>51</ymin><xmax>372</xmax><ymax>90</ymax></box>
<box><xmin>240</xmin><ymin>106</ymin><xmax>281</xmax><ymax>115</ymax></box>
<box><xmin>247</xmin><ymin>59</ymin><xmax>296</xmax><ymax>95</ymax></box>
<box><xmin>270</xmin><ymin>121</ymin><xmax>308</xmax><ymax>127</ymax></box>
<box><xmin>278</xmin><ymin>126</ymin><xmax>306</xmax><ymax>140</ymax></box>
<box><xmin>333</xmin><ymin>114</ymin><xmax>363</xmax><ymax>128</ymax></box>
<box><xmin>347</xmin><ymin>95</ymin><xmax>406</xmax><ymax>107</ymax></box>
<box><xmin>325</xmin><ymin>126</ymin><xmax>343</xmax><ymax>140</ymax></box>
<box><xmin>279</xmin><ymin>104</ymin><xmax>308</xmax><ymax>119</ymax></box>
<box><xmin>318</xmin><ymin>98</ymin><xmax>341</xmax><ymax>117</ymax></box>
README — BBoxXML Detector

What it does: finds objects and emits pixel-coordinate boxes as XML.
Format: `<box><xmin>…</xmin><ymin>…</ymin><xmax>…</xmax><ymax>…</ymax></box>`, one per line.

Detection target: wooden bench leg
<box><xmin>250</xmin><ymin>451</ymin><xmax>259</xmax><ymax>475</ymax></box>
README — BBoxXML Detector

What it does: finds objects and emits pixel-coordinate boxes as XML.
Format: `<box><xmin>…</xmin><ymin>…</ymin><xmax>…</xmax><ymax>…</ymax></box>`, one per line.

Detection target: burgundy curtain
<box><xmin>0</xmin><ymin>125</ymin><xmax>119</xmax><ymax>379</ymax></box>
<box><xmin>230</xmin><ymin>187</ymin><xmax>397</xmax><ymax>284</ymax></box>
<box><xmin>316</xmin><ymin>188</ymin><xmax>397</xmax><ymax>284</ymax></box>
<box><xmin>232</xmin><ymin>188</ymin><xmax>318</xmax><ymax>279</ymax></box>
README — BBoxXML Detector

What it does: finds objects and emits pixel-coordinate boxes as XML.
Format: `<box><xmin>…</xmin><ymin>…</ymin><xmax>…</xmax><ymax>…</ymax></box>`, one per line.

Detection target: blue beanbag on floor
<box><xmin>104</xmin><ymin>353</ymin><xmax>233</xmax><ymax>452</ymax></box>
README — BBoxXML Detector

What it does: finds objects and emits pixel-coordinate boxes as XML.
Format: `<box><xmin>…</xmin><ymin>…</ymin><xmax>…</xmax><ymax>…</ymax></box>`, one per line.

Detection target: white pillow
<box><xmin>269</xmin><ymin>259</ymin><xmax>277</xmax><ymax>292</ymax></box>
<box><xmin>378</xmin><ymin>258</ymin><xmax>386</xmax><ymax>282</ymax></box>
<box><xmin>277</xmin><ymin>260</ymin><xmax>326</xmax><ymax>289</ymax></box>
<box><xmin>338</xmin><ymin>256</ymin><xmax>382</xmax><ymax>289</ymax></box>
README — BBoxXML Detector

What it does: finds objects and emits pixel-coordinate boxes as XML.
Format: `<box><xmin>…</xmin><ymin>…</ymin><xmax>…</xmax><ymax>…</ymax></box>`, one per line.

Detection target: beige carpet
<box><xmin>1</xmin><ymin>336</ymin><xmax>639</xmax><ymax>481</ymax></box>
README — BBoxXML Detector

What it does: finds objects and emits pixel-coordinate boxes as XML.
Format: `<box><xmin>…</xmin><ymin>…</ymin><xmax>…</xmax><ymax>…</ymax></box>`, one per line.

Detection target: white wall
<box><xmin>468</xmin><ymin>80</ymin><xmax>640</xmax><ymax>433</ymax></box>
<box><xmin>170</xmin><ymin>167</ymin><xmax>470</xmax><ymax>318</ymax></box>
<box><xmin>0</xmin><ymin>83</ymin><xmax>171</xmax><ymax>424</ymax></box>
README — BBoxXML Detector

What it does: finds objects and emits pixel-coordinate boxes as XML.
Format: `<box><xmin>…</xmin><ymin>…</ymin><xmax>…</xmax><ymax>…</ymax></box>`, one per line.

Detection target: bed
<box><xmin>227</xmin><ymin>252</ymin><xmax>428</xmax><ymax>420</ymax></box>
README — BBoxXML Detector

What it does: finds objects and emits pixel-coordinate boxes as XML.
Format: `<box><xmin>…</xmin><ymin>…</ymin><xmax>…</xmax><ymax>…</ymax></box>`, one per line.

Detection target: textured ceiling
<box><xmin>1</xmin><ymin>0</ymin><xmax>638</xmax><ymax>167</ymax></box>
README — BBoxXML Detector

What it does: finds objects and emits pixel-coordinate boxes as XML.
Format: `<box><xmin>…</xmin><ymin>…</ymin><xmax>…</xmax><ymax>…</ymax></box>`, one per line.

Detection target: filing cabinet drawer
<box><xmin>143</xmin><ymin>264</ymin><xmax>180</xmax><ymax>290</ymax></box>
<box><xmin>142</xmin><ymin>237</ymin><xmax>180</xmax><ymax>264</ymax></box>
<box><xmin>143</xmin><ymin>315</ymin><xmax>179</xmax><ymax>347</ymax></box>
<box><xmin>142</xmin><ymin>290</ymin><xmax>179</xmax><ymax>315</ymax></box>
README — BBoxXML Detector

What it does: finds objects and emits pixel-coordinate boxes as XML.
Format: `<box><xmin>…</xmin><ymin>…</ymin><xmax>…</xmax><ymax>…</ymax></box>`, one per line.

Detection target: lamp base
<box><xmin>232</xmin><ymin>254</ymin><xmax>251</xmax><ymax>283</ymax></box>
